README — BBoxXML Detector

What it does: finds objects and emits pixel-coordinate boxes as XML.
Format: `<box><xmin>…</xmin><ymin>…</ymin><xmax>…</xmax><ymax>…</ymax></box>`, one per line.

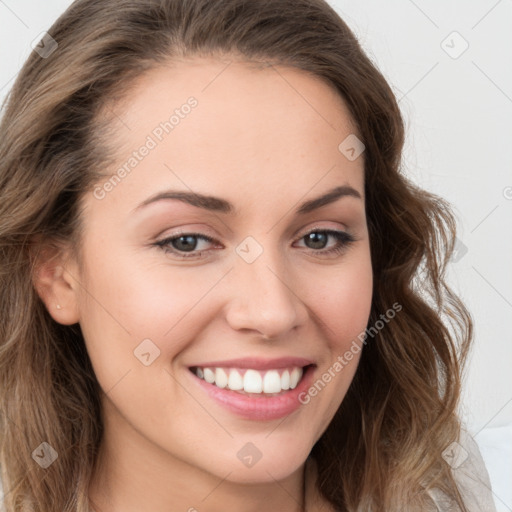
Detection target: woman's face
<box><xmin>58</xmin><ymin>58</ymin><xmax>372</xmax><ymax>484</ymax></box>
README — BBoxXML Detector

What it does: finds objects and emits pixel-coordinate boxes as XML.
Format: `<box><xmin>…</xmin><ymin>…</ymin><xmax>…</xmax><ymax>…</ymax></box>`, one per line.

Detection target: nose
<box><xmin>224</xmin><ymin>247</ymin><xmax>307</xmax><ymax>340</ymax></box>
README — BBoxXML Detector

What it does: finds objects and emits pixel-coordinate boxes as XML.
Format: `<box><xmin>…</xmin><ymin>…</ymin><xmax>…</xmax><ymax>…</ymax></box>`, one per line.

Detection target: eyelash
<box><xmin>154</xmin><ymin>228</ymin><xmax>356</xmax><ymax>260</ymax></box>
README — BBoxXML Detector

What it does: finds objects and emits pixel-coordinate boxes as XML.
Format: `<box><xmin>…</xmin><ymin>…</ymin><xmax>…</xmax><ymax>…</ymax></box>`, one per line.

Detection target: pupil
<box><xmin>306</xmin><ymin>232</ymin><xmax>327</xmax><ymax>249</ymax></box>
<box><xmin>174</xmin><ymin>235</ymin><xmax>197</xmax><ymax>252</ymax></box>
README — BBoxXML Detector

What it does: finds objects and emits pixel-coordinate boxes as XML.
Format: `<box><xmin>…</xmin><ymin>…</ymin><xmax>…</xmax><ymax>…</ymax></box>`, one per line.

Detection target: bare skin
<box><xmin>34</xmin><ymin>57</ymin><xmax>372</xmax><ymax>512</ymax></box>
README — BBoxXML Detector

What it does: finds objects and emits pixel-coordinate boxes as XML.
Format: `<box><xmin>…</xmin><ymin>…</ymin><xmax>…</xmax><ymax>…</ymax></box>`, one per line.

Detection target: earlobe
<box><xmin>31</xmin><ymin>243</ymin><xmax>81</xmax><ymax>326</ymax></box>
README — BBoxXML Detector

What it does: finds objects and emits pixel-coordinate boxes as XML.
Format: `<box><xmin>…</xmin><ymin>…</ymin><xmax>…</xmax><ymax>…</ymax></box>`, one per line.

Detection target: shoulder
<box><xmin>428</xmin><ymin>427</ymin><xmax>497</xmax><ymax>512</ymax></box>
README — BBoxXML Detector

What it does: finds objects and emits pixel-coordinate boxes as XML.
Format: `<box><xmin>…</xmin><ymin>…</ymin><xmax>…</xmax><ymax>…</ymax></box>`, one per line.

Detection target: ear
<box><xmin>30</xmin><ymin>240</ymin><xmax>81</xmax><ymax>325</ymax></box>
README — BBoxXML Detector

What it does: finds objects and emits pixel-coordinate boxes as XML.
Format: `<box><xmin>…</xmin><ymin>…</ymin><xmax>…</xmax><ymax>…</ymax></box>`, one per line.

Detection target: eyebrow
<box><xmin>133</xmin><ymin>184</ymin><xmax>362</xmax><ymax>215</ymax></box>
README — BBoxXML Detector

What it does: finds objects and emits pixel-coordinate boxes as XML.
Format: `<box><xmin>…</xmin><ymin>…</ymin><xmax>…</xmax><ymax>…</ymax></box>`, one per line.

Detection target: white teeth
<box><xmin>281</xmin><ymin>369</ymin><xmax>290</xmax><ymax>390</ymax></box>
<box><xmin>203</xmin><ymin>368</ymin><xmax>215</xmax><ymax>384</ymax></box>
<box><xmin>244</xmin><ymin>369</ymin><xmax>263</xmax><ymax>393</ymax></box>
<box><xmin>263</xmin><ymin>370</ymin><xmax>281</xmax><ymax>393</ymax></box>
<box><xmin>228</xmin><ymin>369</ymin><xmax>244</xmax><ymax>390</ymax></box>
<box><xmin>193</xmin><ymin>365</ymin><xmax>307</xmax><ymax>394</ymax></box>
<box><xmin>290</xmin><ymin>367</ymin><xmax>303</xmax><ymax>389</ymax></box>
<box><xmin>215</xmin><ymin>368</ymin><xmax>228</xmax><ymax>389</ymax></box>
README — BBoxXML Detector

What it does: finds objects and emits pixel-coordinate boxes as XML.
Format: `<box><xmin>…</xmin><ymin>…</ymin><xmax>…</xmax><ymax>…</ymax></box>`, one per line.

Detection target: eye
<box><xmin>154</xmin><ymin>228</ymin><xmax>356</xmax><ymax>260</ymax></box>
<box><xmin>155</xmin><ymin>233</ymin><xmax>216</xmax><ymax>258</ymax></box>
<box><xmin>295</xmin><ymin>228</ymin><xmax>356</xmax><ymax>257</ymax></box>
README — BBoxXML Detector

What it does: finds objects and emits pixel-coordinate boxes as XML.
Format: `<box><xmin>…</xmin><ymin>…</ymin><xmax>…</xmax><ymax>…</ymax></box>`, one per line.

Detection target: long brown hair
<box><xmin>0</xmin><ymin>0</ymin><xmax>472</xmax><ymax>510</ymax></box>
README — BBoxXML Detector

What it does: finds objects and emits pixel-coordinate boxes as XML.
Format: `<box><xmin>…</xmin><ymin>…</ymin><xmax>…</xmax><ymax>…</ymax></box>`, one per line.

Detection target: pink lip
<box><xmin>188</xmin><ymin>356</ymin><xmax>314</xmax><ymax>370</ymax></box>
<box><xmin>187</xmin><ymin>363</ymin><xmax>316</xmax><ymax>421</ymax></box>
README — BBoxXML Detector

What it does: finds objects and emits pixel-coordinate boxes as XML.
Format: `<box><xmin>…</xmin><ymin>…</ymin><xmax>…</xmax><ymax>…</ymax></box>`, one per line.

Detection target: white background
<box><xmin>1</xmin><ymin>0</ymin><xmax>511</xmax><ymax>509</ymax></box>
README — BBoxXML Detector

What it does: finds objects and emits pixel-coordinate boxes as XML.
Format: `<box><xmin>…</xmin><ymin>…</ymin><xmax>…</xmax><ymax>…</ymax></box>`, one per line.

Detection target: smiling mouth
<box><xmin>189</xmin><ymin>365</ymin><xmax>313</xmax><ymax>396</ymax></box>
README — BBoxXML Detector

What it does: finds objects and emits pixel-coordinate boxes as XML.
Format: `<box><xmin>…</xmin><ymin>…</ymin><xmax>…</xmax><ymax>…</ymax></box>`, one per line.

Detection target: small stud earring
<box><xmin>56</xmin><ymin>304</ymin><xmax>62</xmax><ymax>310</ymax></box>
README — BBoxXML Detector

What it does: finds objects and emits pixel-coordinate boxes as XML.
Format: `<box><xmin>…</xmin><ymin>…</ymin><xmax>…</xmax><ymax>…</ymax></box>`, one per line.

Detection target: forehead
<box><xmin>91</xmin><ymin>57</ymin><xmax>365</xmax><ymax>216</ymax></box>
<box><xmin>114</xmin><ymin>56</ymin><xmax>355</xmax><ymax>124</ymax></box>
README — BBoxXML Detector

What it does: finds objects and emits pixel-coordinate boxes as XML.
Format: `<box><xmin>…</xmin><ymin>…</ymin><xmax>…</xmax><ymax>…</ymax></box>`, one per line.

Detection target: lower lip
<box><xmin>188</xmin><ymin>365</ymin><xmax>316</xmax><ymax>421</ymax></box>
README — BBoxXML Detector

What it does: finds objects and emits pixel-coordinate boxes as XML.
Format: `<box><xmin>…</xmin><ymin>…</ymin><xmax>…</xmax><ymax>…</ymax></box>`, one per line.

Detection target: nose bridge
<box><xmin>225</xmin><ymin>238</ymin><xmax>302</xmax><ymax>338</ymax></box>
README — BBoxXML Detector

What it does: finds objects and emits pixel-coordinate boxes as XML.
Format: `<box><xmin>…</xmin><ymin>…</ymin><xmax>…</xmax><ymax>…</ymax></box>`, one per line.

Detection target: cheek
<box><xmin>295</xmin><ymin>253</ymin><xmax>372</xmax><ymax>430</ymax></box>
<box><xmin>78</xmin><ymin>243</ymin><xmax>204</xmax><ymax>336</ymax></box>
<box><xmin>76</xmin><ymin>242</ymin><xmax>227</xmax><ymax>389</ymax></box>
<box><xmin>310</xmin><ymin>252</ymin><xmax>373</xmax><ymax>352</ymax></box>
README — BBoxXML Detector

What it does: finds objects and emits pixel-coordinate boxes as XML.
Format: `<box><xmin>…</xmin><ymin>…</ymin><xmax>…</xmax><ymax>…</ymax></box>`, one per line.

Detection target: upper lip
<box><xmin>189</xmin><ymin>357</ymin><xmax>315</xmax><ymax>370</ymax></box>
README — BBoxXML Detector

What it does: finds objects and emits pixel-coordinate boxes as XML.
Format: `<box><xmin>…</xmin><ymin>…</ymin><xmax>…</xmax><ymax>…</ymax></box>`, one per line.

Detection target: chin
<box><xmin>207</xmin><ymin>444</ymin><xmax>311</xmax><ymax>484</ymax></box>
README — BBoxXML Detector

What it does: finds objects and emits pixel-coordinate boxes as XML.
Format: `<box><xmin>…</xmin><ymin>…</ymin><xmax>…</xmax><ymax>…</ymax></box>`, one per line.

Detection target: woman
<box><xmin>0</xmin><ymin>0</ymin><xmax>496</xmax><ymax>510</ymax></box>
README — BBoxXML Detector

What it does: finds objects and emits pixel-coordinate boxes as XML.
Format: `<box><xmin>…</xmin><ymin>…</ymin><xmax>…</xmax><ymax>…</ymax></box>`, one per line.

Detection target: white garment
<box><xmin>428</xmin><ymin>427</ymin><xmax>497</xmax><ymax>511</ymax></box>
